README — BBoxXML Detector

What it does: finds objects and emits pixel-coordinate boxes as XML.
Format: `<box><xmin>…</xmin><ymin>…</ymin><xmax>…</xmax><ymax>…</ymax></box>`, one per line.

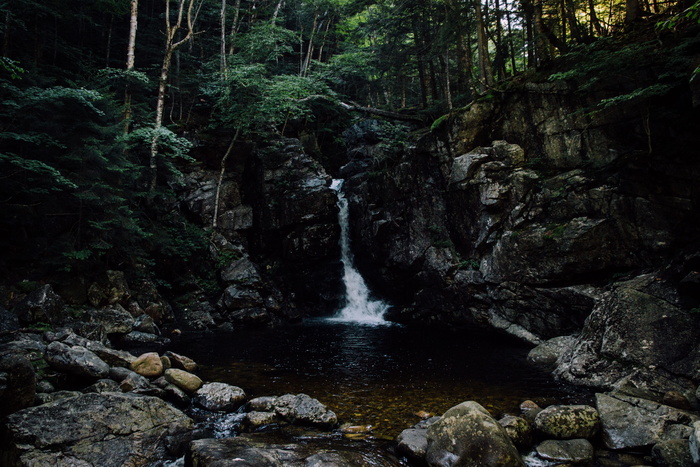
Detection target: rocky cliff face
<box><xmin>341</xmin><ymin>76</ymin><xmax>700</xmax><ymax>394</ymax></box>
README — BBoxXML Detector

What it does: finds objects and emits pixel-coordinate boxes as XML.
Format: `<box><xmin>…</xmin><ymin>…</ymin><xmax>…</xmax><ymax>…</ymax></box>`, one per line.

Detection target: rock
<box><xmin>397</xmin><ymin>427</ymin><xmax>429</xmax><ymax>462</ymax></box>
<box><xmin>0</xmin><ymin>352</ymin><xmax>36</xmax><ymax>417</ymax></box>
<box><xmin>118</xmin><ymin>330</ymin><xmax>170</xmax><ymax>346</ymax></box>
<box><xmin>45</xmin><ymin>341</ymin><xmax>110</xmax><ymax>379</ymax></box>
<box><xmin>161</xmin><ymin>355</ymin><xmax>172</xmax><ymax>370</ymax></box>
<box><xmin>61</xmin><ymin>332</ymin><xmax>135</xmax><ymax>367</ymax></box>
<box><xmin>242</xmin><ymin>411</ymin><xmax>279</xmax><ymax>431</ymax></box>
<box><xmin>690</xmin><ymin>421</ymin><xmax>700</xmax><ymax>464</ymax></box>
<box><xmin>118</xmin><ymin>371</ymin><xmax>151</xmax><ymax>392</ymax></box>
<box><xmin>133</xmin><ymin>314</ymin><xmax>159</xmax><ymax>334</ymax></box>
<box><xmin>193</xmin><ymin>382</ymin><xmax>246</xmax><ymax>412</ymax></box>
<box><xmin>82</xmin><ymin>378</ymin><xmax>120</xmax><ymax>393</ymax></box>
<box><xmin>130</xmin><ymin>352</ymin><xmax>163</xmax><ymax>377</ymax></box>
<box><xmin>221</xmin><ymin>256</ymin><xmax>262</xmax><ymax>285</ymax></box>
<box><xmin>14</xmin><ymin>284</ymin><xmax>65</xmax><ymax>325</ymax></box>
<box><xmin>499</xmin><ymin>414</ymin><xmax>533</xmax><ymax>447</ymax></box>
<box><xmin>88</xmin><ymin>304</ymin><xmax>135</xmax><ymax>335</ymax></box>
<box><xmin>651</xmin><ymin>439</ymin><xmax>693</xmax><ymax>467</ymax></box>
<box><xmin>535</xmin><ymin>439</ymin><xmax>594</xmax><ymax>464</ymax></box>
<box><xmin>663</xmin><ymin>391</ymin><xmax>692</xmax><ymax>411</ymax></box>
<box><xmin>425</xmin><ymin>401</ymin><xmax>523</xmax><ymax>467</ymax></box>
<box><xmin>520</xmin><ymin>400</ymin><xmax>543</xmax><ymax>422</ymax></box>
<box><xmin>533</xmin><ymin>404</ymin><xmax>600</xmax><ymax>439</ymax></box>
<box><xmin>219</xmin><ymin>286</ymin><xmax>264</xmax><ymax>310</ymax></box>
<box><xmin>247</xmin><ymin>396</ymin><xmax>278</xmax><ymax>412</ymax></box>
<box><xmin>527</xmin><ymin>335</ymin><xmax>577</xmax><ymax>372</ymax></box>
<box><xmin>0</xmin><ymin>305</ymin><xmax>20</xmax><ymax>332</ymax></box>
<box><xmin>164</xmin><ymin>368</ymin><xmax>203</xmax><ymax>393</ymax></box>
<box><xmin>596</xmin><ymin>392</ymin><xmax>699</xmax><ymax>450</ymax></box>
<box><xmin>274</xmin><ymin>393</ymin><xmax>338</xmax><ymax>428</ymax></box>
<box><xmin>163</xmin><ymin>383</ymin><xmax>191</xmax><ymax>407</ymax></box>
<box><xmin>164</xmin><ymin>351</ymin><xmax>198</xmax><ymax>372</ymax></box>
<box><xmin>4</xmin><ymin>392</ymin><xmax>193</xmax><ymax>466</ymax></box>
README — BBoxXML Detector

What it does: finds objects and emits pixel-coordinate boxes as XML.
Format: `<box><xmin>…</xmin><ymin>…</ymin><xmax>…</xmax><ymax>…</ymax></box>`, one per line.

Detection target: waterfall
<box><xmin>330</xmin><ymin>179</ymin><xmax>389</xmax><ymax>324</ymax></box>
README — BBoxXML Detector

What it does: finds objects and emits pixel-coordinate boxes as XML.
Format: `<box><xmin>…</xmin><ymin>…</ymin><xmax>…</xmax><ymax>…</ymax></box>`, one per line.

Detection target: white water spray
<box><xmin>330</xmin><ymin>179</ymin><xmax>389</xmax><ymax>324</ymax></box>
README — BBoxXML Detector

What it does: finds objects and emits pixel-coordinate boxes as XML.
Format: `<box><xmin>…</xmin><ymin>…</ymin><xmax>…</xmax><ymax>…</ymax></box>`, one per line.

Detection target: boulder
<box><xmin>82</xmin><ymin>378</ymin><xmax>120</xmax><ymax>393</ymax></box>
<box><xmin>499</xmin><ymin>414</ymin><xmax>533</xmax><ymax>447</ymax></box>
<box><xmin>130</xmin><ymin>352</ymin><xmax>163</xmax><ymax>377</ymax></box>
<box><xmin>0</xmin><ymin>352</ymin><xmax>36</xmax><ymax>417</ymax></box>
<box><xmin>44</xmin><ymin>341</ymin><xmax>110</xmax><ymax>379</ymax></box>
<box><xmin>221</xmin><ymin>256</ymin><xmax>262</xmax><ymax>285</ymax></box>
<box><xmin>0</xmin><ymin>305</ymin><xmax>20</xmax><ymax>332</ymax></box>
<box><xmin>133</xmin><ymin>314</ymin><xmax>159</xmax><ymax>335</ymax></box>
<box><xmin>193</xmin><ymin>382</ymin><xmax>246</xmax><ymax>412</ymax></box>
<box><xmin>118</xmin><ymin>331</ymin><xmax>170</xmax><ymax>346</ymax></box>
<box><xmin>535</xmin><ymin>439</ymin><xmax>594</xmax><ymax>464</ymax></box>
<box><xmin>61</xmin><ymin>332</ymin><xmax>135</xmax><ymax>368</ymax></box>
<box><xmin>219</xmin><ymin>286</ymin><xmax>264</xmax><ymax>310</ymax></box>
<box><xmin>247</xmin><ymin>396</ymin><xmax>277</xmax><ymax>412</ymax></box>
<box><xmin>397</xmin><ymin>427</ymin><xmax>429</xmax><ymax>462</ymax></box>
<box><xmin>242</xmin><ymin>411</ymin><xmax>279</xmax><ymax>431</ymax></box>
<box><xmin>527</xmin><ymin>335</ymin><xmax>577</xmax><ymax>372</ymax></box>
<box><xmin>14</xmin><ymin>284</ymin><xmax>65</xmax><ymax>325</ymax></box>
<box><xmin>88</xmin><ymin>304</ymin><xmax>134</xmax><ymax>335</ymax></box>
<box><xmin>164</xmin><ymin>351</ymin><xmax>198</xmax><ymax>372</ymax></box>
<box><xmin>425</xmin><ymin>401</ymin><xmax>523</xmax><ymax>467</ymax></box>
<box><xmin>651</xmin><ymin>439</ymin><xmax>693</xmax><ymax>467</ymax></box>
<box><xmin>596</xmin><ymin>392</ymin><xmax>698</xmax><ymax>450</ymax></box>
<box><xmin>3</xmin><ymin>392</ymin><xmax>193</xmax><ymax>466</ymax></box>
<box><xmin>164</xmin><ymin>368</ymin><xmax>203</xmax><ymax>393</ymax></box>
<box><xmin>273</xmin><ymin>393</ymin><xmax>338</xmax><ymax>428</ymax></box>
<box><xmin>533</xmin><ymin>404</ymin><xmax>599</xmax><ymax>439</ymax></box>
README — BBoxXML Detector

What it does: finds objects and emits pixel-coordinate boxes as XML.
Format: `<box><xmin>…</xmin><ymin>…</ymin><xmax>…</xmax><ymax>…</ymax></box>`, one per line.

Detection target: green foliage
<box><xmin>0</xmin><ymin>57</ymin><xmax>25</xmax><ymax>79</ymax></box>
<box><xmin>430</xmin><ymin>114</ymin><xmax>449</xmax><ymax>132</ymax></box>
<box><xmin>656</xmin><ymin>0</ymin><xmax>700</xmax><ymax>30</ymax></box>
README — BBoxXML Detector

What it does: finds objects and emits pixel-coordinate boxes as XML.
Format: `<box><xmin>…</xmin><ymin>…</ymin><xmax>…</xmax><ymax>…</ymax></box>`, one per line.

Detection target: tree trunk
<box><xmin>271</xmin><ymin>0</ymin><xmax>284</xmax><ymax>23</ymax></box>
<box><xmin>624</xmin><ymin>0</ymin><xmax>643</xmax><ymax>27</ymax></box>
<box><xmin>124</xmin><ymin>0</ymin><xmax>138</xmax><ymax>134</ymax></box>
<box><xmin>228</xmin><ymin>0</ymin><xmax>241</xmax><ymax>54</ymax></box>
<box><xmin>301</xmin><ymin>11</ymin><xmax>319</xmax><ymax>76</ymax></box>
<box><xmin>475</xmin><ymin>0</ymin><xmax>494</xmax><ymax>92</ymax></box>
<box><xmin>212</xmin><ymin>129</ymin><xmax>240</xmax><ymax>228</ymax></box>
<box><xmin>149</xmin><ymin>0</ymin><xmax>197</xmax><ymax>191</ymax></box>
<box><xmin>220</xmin><ymin>0</ymin><xmax>227</xmax><ymax>71</ymax></box>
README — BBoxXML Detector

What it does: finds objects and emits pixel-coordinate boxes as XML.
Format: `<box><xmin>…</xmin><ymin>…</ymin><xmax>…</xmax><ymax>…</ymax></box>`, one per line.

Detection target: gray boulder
<box><xmin>535</xmin><ymin>439</ymin><xmax>594</xmax><ymax>464</ymax></box>
<box><xmin>651</xmin><ymin>439</ymin><xmax>693</xmax><ymax>467</ymax></box>
<box><xmin>596</xmin><ymin>392</ymin><xmax>698</xmax><ymax>450</ymax></box>
<box><xmin>0</xmin><ymin>352</ymin><xmax>36</xmax><ymax>417</ymax></box>
<box><xmin>0</xmin><ymin>305</ymin><xmax>19</xmax><ymax>332</ymax></box>
<box><xmin>274</xmin><ymin>393</ymin><xmax>338</xmax><ymax>428</ymax></box>
<box><xmin>193</xmin><ymin>382</ymin><xmax>246</xmax><ymax>412</ymax></box>
<box><xmin>527</xmin><ymin>335</ymin><xmax>577</xmax><ymax>372</ymax></box>
<box><xmin>425</xmin><ymin>401</ymin><xmax>524</xmax><ymax>467</ymax></box>
<box><xmin>247</xmin><ymin>396</ymin><xmax>278</xmax><ymax>412</ymax></box>
<box><xmin>499</xmin><ymin>414</ymin><xmax>533</xmax><ymax>447</ymax></box>
<box><xmin>88</xmin><ymin>304</ymin><xmax>134</xmax><ymax>335</ymax></box>
<box><xmin>397</xmin><ymin>427</ymin><xmax>429</xmax><ymax>462</ymax></box>
<box><xmin>4</xmin><ymin>392</ymin><xmax>194</xmax><ymax>466</ymax></box>
<box><xmin>14</xmin><ymin>284</ymin><xmax>65</xmax><ymax>325</ymax></box>
<box><xmin>44</xmin><ymin>341</ymin><xmax>110</xmax><ymax>379</ymax></box>
<box><xmin>689</xmin><ymin>421</ymin><xmax>700</xmax><ymax>464</ymax></box>
<box><xmin>242</xmin><ymin>411</ymin><xmax>279</xmax><ymax>431</ymax></box>
<box><xmin>533</xmin><ymin>404</ymin><xmax>599</xmax><ymax>439</ymax></box>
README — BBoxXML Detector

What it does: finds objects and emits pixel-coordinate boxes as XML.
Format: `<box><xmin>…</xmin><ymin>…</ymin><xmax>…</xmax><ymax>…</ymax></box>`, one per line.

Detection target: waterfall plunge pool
<box><xmin>168</xmin><ymin>320</ymin><xmax>591</xmax><ymax>440</ymax></box>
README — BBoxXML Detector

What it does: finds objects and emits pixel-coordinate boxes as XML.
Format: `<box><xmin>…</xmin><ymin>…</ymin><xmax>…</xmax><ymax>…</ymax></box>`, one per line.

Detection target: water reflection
<box><xmin>168</xmin><ymin>319</ymin><xmax>590</xmax><ymax>439</ymax></box>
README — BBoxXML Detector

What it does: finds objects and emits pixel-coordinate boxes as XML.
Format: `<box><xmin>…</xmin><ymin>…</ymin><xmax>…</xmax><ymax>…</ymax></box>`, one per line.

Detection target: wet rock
<box><xmin>0</xmin><ymin>352</ymin><xmax>36</xmax><ymax>417</ymax></box>
<box><xmin>663</xmin><ymin>390</ymin><xmax>692</xmax><ymax>411</ymax></box>
<box><xmin>164</xmin><ymin>383</ymin><xmax>191</xmax><ymax>407</ymax></box>
<box><xmin>651</xmin><ymin>439</ymin><xmax>693</xmax><ymax>467</ymax></box>
<box><xmin>87</xmin><ymin>304</ymin><xmax>134</xmax><ymax>335</ymax></box>
<box><xmin>242</xmin><ymin>411</ymin><xmax>278</xmax><ymax>431</ymax></box>
<box><xmin>45</xmin><ymin>341</ymin><xmax>110</xmax><ymax>379</ymax></box>
<box><xmin>535</xmin><ymin>439</ymin><xmax>594</xmax><ymax>464</ymax></box>
<box><xmin>4</xmin><ymin>392</ymin><xmax>193</xmax><ymax>466</ymax></box>
<box><xmin>520</xmin><ymin>400</ymin><xmax>543</xmax><ymax>423</ymax></box>
<box><xmin>118</xmin><ymin>330</ymin><xmax>170</xmax><ymax>346</ymax></box>
<box><xmin>133</xmin><ymin>314</ymin><xmax>159</xmax><ymax>334</ymax></box>
<box><xmin>397</xmin><ymin>427</ymin><xmax>429</xmax><ymax>462</ymax></box>
<box><xmin>425</xmin><ymin>401</ymin><xmax>523</xmax><ymax>467</ymax></box>
<box><xmin>164</xmin><ymin>350</ymin><xmax>198</xmax><ymax>372</ymax></box>
<box><xmin>274</xmin><ymin>393</ymin><xmax>338</xmax><ymax>428</ymax></box>
<box><xmin>221</xmin><ymin>256</ymin><xmax>262</xmax><ymax>285</ymax></box>
<box><xmin>219</xmin><ymin>286</ymin><xmax>264</xmax><ymax>310</ymax></box>
<box><xmin>499</xmin><ymin>414</ymin><xmax>533</xmax><ymax>447</ymax></box>
<box><xmin>60</xmin><ymin>331</ymin><xmax>135</xmax><ymax>368</ymax></box>
<box><xmin>596</xmin><ymin>392</ymin><xmax>698</xmax><ymax>450</ymax></box>
<box><xmin>193</xmin><ymin>382</ymin><xmax>246</xmax><ymax>412</ymax></box>
<box><xmin>14</xmin><ymin>284</ymin><xmax>65</xmax><ymax>325</ymax></box>
<box><xmin>130</xmin><ymin>352</ymin><xmax>163</xmax><ymax>377</ymax></box>
<box><xmin>164</xmin><ymin>368</ymin><xmax>202</xmax><ymax>393</ymax></box>
<box><xmin>527</xmin><ymin>335</ymin><xmax>576</xmax><ymax>372</ymax></box>
<box><xmin>82</xmin><ymin>378</ymin><xmax>120</xmax><ymax>393</ymax></box>
<box><xmin>247</xmin><ymin>396</ymin><xmax>278</xmax><ymax>412</ymax></box>
<box><xmin>533</xmin><ymin>404</ymin><xmax>599</xmax><ymax>440</ymax></box>
<box><xmin>118</xmin><ymin>371</ymin><xmax>151</xmax><ymax>392</ymax></box>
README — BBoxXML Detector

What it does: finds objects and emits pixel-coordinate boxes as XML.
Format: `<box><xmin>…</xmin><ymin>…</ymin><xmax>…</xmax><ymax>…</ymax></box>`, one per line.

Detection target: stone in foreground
<box><xmin>425</xmin><ymin>401</ymin><xmax>524</xmax><ymax>467</ymax></box>
<box><xmin>2</xmin><ymin>392</ymin><xmax>193</xmax><ymax>466</ymax></box>
<box><xmin>193</xmin><ymin>382</ymin><xmax>246</xmax><ymax>412</ymax></box>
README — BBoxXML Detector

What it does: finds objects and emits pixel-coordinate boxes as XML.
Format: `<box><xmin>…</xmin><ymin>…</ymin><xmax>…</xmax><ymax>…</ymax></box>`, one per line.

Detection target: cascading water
<box><xmin>330</xmin><ymin>179</ymin><xmax>390</xmax><ymax>324</ymax></box>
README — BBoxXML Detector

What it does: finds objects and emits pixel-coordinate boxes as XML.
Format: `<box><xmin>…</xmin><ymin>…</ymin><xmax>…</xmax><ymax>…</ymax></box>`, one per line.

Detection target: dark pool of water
<box><xmin>168</xmin><ymin>318</ymin><xmax>591</xmax><ymax>439</ymax></box>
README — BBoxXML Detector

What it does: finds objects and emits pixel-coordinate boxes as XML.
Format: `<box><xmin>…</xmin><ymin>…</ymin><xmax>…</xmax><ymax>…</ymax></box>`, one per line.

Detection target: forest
<box><xmin>1</xmin><ymin>0</ymin><xmax>698</xmax><ymax>289</ymax></box>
